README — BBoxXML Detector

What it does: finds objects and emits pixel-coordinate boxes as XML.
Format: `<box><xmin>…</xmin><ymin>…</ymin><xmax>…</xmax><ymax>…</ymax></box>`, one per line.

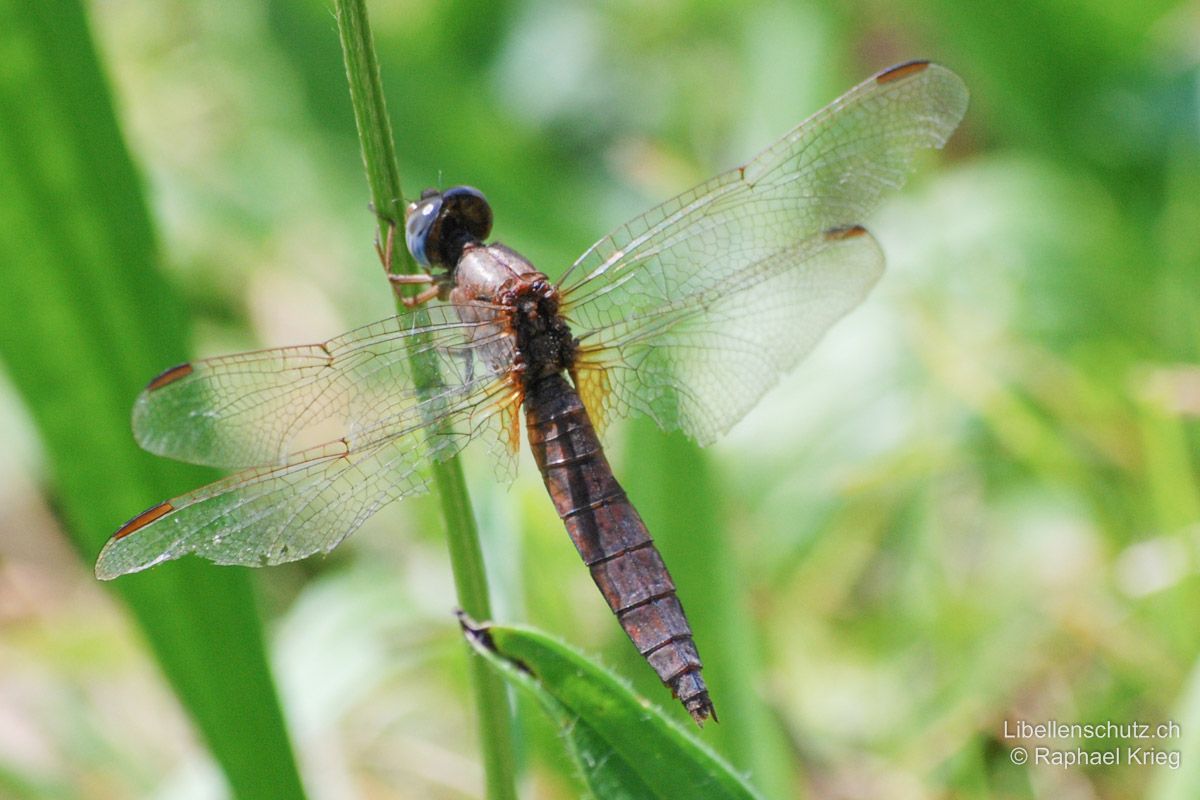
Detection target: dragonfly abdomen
<box><xmin>524</xmin><ymin>373</ymin><xmax>715</xmax><ymax>724</ymax></box>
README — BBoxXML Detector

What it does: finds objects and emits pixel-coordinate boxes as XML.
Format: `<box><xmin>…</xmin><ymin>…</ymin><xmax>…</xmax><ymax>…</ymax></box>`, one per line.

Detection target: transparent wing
<box><xmin>96</xmin><ymin>302</ymin><xmax>524</xmax><ymax>578</ymax></box>
<box><xmin>572</xmin><ymin>227</ymin><xmax>884</xmax><ymax>442</ymax></box>
<box><xmin>133</xmin><ymin>303</ymin><xmax>516</xmax><ymax>468</ymax></box>
<box><xmin>558</xmin><ymin>61</ymin><xmax>967</xmax><ymax>442</ymax></box>
<box><xmin>95</xmin><ymin>371</ymin><xmax>516</xmax><ymax>579</ymax></box>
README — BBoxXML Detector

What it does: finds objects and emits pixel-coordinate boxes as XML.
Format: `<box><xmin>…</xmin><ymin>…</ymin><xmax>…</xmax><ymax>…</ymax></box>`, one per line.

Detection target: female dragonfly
<box><xmin>97</xmin><ymin>61</ymin><xmax>968</xmax><ymax>724</ymax></box>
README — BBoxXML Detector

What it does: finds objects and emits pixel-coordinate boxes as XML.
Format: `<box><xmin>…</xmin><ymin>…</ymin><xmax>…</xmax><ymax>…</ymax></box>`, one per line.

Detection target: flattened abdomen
<box><xmin>524</xmin><ymin>373</ymin><xmax>714</xmax><ymax>723</ymax></box>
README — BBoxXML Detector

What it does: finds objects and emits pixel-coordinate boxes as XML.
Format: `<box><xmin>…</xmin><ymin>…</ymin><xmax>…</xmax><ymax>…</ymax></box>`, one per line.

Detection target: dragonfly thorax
<box><xmin>512</xmin><ymin>284</ymin><xmax>576</xmax><ymax>387</ymax></box>
<box><xmin>446</xmin><ymin>240</ymin><xmax>576</xmax><ymax>385</ymax></box>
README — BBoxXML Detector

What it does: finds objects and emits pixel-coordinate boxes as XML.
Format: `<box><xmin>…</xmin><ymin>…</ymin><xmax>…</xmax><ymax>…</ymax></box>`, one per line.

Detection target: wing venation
<box><xmin>133</xmin><ymin>303</ymin><xmax>514</xmax><ymax>469</ymax></box>
<box><xmin>559</xmin><ymin>62</ymin><xmax>967</xmax><ymax>440</ymax></box>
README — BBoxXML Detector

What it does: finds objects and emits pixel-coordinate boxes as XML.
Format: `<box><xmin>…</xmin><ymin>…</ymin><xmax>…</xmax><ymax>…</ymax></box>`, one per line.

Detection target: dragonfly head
<box><xmin>405</xmin><ymin>186</ymin><xmax>493</xmax><ymax>269</ymax></box>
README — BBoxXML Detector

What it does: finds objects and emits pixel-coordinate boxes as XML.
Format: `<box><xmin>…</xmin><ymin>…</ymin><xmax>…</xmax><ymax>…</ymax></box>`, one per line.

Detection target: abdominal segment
<box><xmin>524</xmin><ymin>372</ymin><xmax>715</xmax><ymax>723</ymax></box>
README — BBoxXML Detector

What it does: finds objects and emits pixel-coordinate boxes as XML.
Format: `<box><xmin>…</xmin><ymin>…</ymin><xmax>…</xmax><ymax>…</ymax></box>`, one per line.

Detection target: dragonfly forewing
<box><xmin>559</xmin><ymin>61</ymin><xmax>966</xmax><ymax>441</ymax></box>
<box><xmin>133</xmin><ymin>305</ymin><xmax>514</xmax><ymax>469</ymax></box>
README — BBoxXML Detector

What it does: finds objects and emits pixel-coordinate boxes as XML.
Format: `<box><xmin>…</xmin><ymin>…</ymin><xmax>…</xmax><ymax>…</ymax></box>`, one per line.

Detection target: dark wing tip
<box><xmin>824</xmin><ymin>224</ymin><xmax>870</xmax><ymax>241</ymax></box>
<box><xmin>146</xmin><ymin>362</ymin><xmax>194</xmax><ymax>392</ymax></box>
<box><xmin>97</xmin><ymin>501</ymin><xmax>176</xmax><ymax>580</ymax></box>
<box><xmin>113</xmin><ymin>501</ymin><xmax>175</xmax><ymax>541</ymax></box>
<box><xmin>875</xmin><ymin>59</ymin><xmax>931</xmax><ymax>84</ymax></box>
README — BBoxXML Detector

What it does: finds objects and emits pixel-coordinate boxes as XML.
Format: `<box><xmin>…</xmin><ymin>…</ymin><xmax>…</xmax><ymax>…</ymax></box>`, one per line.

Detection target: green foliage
<box><xmin>2</xmin><ymin>0</ymin><xmax>1199</xmax><ymax>797</ymax></box>
<box><xmin>465</xmin><ymin>619</ymin><xmax>764</xmax><ymax>800</ymax></box>
<box><xmin>0</xmin><ymin>1</ymin><xmax>305</xmax><ymax>798</ymax></box>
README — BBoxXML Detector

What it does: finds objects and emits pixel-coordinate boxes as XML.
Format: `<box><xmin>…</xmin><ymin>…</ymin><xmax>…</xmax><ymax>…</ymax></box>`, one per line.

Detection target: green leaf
<box><xmin>0</xmin><ymin>2</ymin><xmax>306</xmax><ymax>797</ymax></box>
<box><xmin>462</xmin><ymin>618</ymin><xmax>765</xmax><ymax>800</ymax></box>
<box><xmin>623</xmin><ymin>421</ymin><xmax>795</xmax><ymax>797</ymax></box>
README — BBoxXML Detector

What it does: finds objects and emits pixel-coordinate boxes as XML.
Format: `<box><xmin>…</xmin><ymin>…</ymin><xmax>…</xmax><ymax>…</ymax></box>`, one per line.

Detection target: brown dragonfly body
<box><xmin>96</xmin><ymin>61</ymin><xmax>969</xmax><ymax>726</ymax></box>
<box><xmin>454</xmin><ymin>240</ymin><xmax>712</xmax><ymax>719</ymax></box>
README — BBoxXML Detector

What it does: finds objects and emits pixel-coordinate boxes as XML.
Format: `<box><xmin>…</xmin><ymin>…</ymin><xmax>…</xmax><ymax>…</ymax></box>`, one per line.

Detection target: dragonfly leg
<box><xmin>394</xmin><ymin>283</ymin><xmax>440</xmax><ymax>309</ymax></box>
<box><xmin>374</xmin><ymin>220</ymin><xmax>399</xmax><ymax>275</ymax></box>
<box><xmin>375</xmin><ymin>221</ymin><xmax>441</xmax><ymax>307</ymax></box>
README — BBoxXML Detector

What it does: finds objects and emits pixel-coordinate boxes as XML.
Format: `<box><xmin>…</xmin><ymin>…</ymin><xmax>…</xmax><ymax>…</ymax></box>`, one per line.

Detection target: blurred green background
<box><xmin>2</xmin><ymin>0</ymin><xmax>1199</xmax><ymax>798</ymax></box>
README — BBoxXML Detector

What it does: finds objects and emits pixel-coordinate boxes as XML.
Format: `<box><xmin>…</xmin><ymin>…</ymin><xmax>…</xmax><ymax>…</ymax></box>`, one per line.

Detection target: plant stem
<box><xmin>332</xmin><ymin>2</ymin><xmax>518</xmax><ymax>798</ymax></box>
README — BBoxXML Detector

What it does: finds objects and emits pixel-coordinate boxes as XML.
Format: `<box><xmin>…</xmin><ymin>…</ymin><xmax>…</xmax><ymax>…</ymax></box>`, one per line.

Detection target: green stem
<box><xmin>332</xmin><ymin>2</ymin><xmax>518</xmax><ymax>798</ymax></box>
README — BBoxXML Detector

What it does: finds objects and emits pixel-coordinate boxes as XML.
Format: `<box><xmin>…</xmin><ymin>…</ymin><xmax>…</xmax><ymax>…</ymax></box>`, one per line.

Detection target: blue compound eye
<box><xmin>404</xmin><ymin>186</ymin><xmax>493</xmax><ymax>268</ymax></box>
<box><xmin>404</xmin><ymin>192</ymin><xmax>441</xmax><ymax>267</ymax></box>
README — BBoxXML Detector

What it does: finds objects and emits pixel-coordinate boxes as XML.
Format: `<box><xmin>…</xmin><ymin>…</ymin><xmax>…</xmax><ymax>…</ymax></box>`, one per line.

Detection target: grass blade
<box><xmin>0</xmin><ymin>1</ymin><xmax>306</xmax><ymax>797</ymax></box>
<box><xmin>331</xmin><ymin>1</ymin><xmax>519</xmax><ymax>797</ymax></box>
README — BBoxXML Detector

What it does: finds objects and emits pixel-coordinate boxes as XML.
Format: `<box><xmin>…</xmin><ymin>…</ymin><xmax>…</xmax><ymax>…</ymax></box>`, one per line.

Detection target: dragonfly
<box><xmin>96</xmin><ymin>60</ymin><xmax>968</xmax><ymax>724</ymax></box>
